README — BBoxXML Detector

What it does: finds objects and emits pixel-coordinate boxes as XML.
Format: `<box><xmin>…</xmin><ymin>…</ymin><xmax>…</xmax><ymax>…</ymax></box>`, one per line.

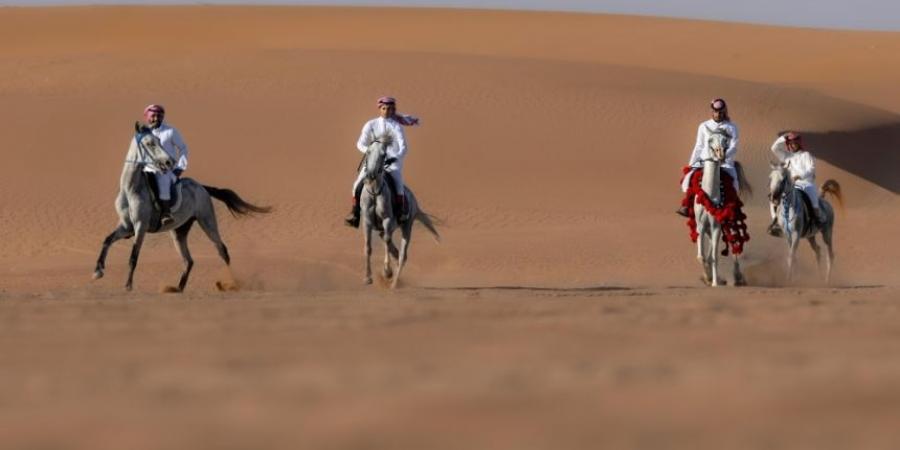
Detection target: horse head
<box><xmin>768</xmin><ymin>162</ymin><xmax>789</xmax><ymax>201</ymax></box>
<box><xmin>364</xmin><ymin>132</ymin><xmax>392</xmax><ymax>183</ymax></box>
<box><xmin>132</xmin><ymin>122</ymin><xmax>175</xmax><ymax>171</ymax></box>
<box><xmin>707</xmin><ymin>127</ymin><xmax>730</xmax><ymax>162</ymax></box>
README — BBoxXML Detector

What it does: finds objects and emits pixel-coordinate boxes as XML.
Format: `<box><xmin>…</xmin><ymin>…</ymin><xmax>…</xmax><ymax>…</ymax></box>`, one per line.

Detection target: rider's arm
<box><xmin>688</xmin><ymin>124</ymin><xmax>705</xmax><ymax>166</ymax></box>
<box><xmin>172</xmin><ymin>128</ymin><xmax>189</xmax><ymax>171</ymax></box>
<box><xmin>796</xmin><ymin>152</ymin><xmax>815</xmax><ymax>180</ymax></box>
<box><xmin>770</xmin><ymin>135</ymin><xmax>789</xmax><ymax>162</ymax></box>
<box><xmin>356</xmin><ymin>121</ymin><xmax>373</xmax><ymax>153</ymax></box>
<box><xmin>725</xmin><ymin>124</ymin><xmax>739</xmax><ymax>162</ymax></box>
<box><xmin>394</xmin><ymin>125</ymin><xmax>408</xmax><ymax>160</ymax></box>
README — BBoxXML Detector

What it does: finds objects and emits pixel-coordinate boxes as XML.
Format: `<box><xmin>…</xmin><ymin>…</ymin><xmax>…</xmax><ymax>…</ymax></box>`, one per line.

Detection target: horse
<box><xmin>693</xmin><ymin>128</ymin><xmax>749</xmax><ymax>287</ymax></box>
<box><xmin>93</xmin><ymin>123</ymin><xmax>271</xmax><ymax>292</ymax></box>
<box><xmin>360</xmin><ymin>134</ymin><xmax>439</xmax><ymax>288</ymax></box>
<box><xmin>768</xmin><ymin>164</ymin><xmax>842</xmax><ymax>283</ymax></box>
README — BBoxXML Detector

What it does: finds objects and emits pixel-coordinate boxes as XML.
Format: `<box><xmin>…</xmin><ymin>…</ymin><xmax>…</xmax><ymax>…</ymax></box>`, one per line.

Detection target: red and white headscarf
<box><xmin>143</xmin><ymin>104</ymin><xmax>165</xmax><ymax>120</ymax></box>
<box><xmin>710</xmin><ymin>98</ymin><xmax>730</xmax><ymax>122</ymax></box>
<box><xmin>785</xmin><ymin>131</ymin><xmax>804</xmax><ymax>150</ymax></box>
<box><xmin>377</xmin><ymin>96</ymin><xmax>419</xmax><ymax>126</ymax></box>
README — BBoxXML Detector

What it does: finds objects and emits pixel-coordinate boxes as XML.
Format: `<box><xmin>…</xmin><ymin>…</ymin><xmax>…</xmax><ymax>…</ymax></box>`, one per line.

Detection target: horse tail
<box><xmin>414</xmin><ymin>210</ymin><xmax>441</xmax><ymax>243</ymax></box>
<box><xmin>820</xmin><ymin>179</ymin><xmax>843</xmax><ymax>210</ymax></box>
<box><xmin>734</xmin><ymin>161</ymin><xmax>753</xmax><ymax>198</ymax></box>
<box><xmin>203</xmin><ymin>185</ymin><xmax>272</xmax><ymax>217</ymax></box>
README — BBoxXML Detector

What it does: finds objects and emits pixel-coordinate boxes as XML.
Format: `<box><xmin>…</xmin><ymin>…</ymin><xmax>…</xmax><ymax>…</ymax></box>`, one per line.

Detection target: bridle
<box><xmin>125</xmin><ymin>131</ymin><xmax>156</xmax><ymax>169</ymax></box>
<box><xmin>364</xmin><ymin>143</ymin><xmax>387</xmax><ymax>197</ymax></box>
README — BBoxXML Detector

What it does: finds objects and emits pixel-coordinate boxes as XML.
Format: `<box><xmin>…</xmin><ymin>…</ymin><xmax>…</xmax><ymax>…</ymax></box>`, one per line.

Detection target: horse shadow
<box><xmin>797</xmin><ymin>123</ymin><xmax>900</xmax><ymax>194</ymax></box>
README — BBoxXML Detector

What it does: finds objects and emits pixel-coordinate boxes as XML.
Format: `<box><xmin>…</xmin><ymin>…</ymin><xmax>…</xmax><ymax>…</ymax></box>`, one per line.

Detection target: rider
<box><xmin>768</xmin><ymin>131</ymin><xmax>826</xmax><ymax>233</ymax></box>
<box><xmin>142</xmin><ymin>104</ymin><xmax>189</xmax><ymax>226</ymax></box>
<box><xmin>677</xmin><ymin>98</ymin><xmax>740</xmax><ymax>217</ymax></box>
<box><xmin>344</xmin><ymin>96</ymin><xmax>419</xmax><ymax>228</ymax></box>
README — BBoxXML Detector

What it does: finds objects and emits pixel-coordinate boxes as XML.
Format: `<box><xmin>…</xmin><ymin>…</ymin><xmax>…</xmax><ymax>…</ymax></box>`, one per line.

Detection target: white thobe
<box><xmin>771</xmin><ymin>135</ymin><xmax>819</xmax><ymax>210</ymax></box>
<box><xmin>352</xmin><ymin>117</ymin><xmax>408</xmax><ymax>196</ymax></box>
<box><xmin>682</xmin><ymin>119</ymin><xmax>740</xmax><ymax>192</ymax></box>
<box><xmin>141</xmin><ymin>123</ymin><xmax>189</xmax><ymax>201</ymax></box>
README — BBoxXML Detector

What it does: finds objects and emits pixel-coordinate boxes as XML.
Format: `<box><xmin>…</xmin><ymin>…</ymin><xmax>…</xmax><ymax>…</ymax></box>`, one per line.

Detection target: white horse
<box><xmin>768</xmin><ymin>165</ymin><xmax>842</xmax><ymax>283</ymax></box>
<box><xmin>693</xmin><ymin>129</ymin><xmax>748</xmax><ymax>287</ymax></box>
<box><xmin>360</xmin><ymin>134</ymin><xmax>440</xmax><ymax>288</ymax></box>
<box><xmin>93</xmin><ymin>123</ymin><xmax>271</xmax><ymax>292</ymax></box>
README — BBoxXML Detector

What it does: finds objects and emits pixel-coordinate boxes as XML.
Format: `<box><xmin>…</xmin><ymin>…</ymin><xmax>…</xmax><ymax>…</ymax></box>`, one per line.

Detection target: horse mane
<box><xmin>375</xmin><ymin>133</ymin><xmax>394</xmax><ymax>147</ymax></box>
<box><xmin>734</xmin><ymin>162</ymin><xmax>752</xmax><ymax>198</ymax></box>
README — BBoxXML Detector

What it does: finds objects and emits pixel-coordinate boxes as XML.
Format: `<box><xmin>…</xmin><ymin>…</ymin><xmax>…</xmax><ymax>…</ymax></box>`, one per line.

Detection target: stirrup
<box><xmin>161</xmin><ymin>214</ymin><xmax>175</xmax><ymax>226</ymax></box>
<box><xmin>676</xmin><ymin>207</ymin><xmax>690</xmax><ymax>217</ymax></box>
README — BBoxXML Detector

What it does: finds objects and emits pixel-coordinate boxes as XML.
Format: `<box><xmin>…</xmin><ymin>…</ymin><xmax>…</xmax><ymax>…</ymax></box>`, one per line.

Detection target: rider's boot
<box><xmin>767</xmin><ymin>216</ymin><xmax>782</xmax><ymax>237</ymax></box>
<box><xmin>676</xmin><ymin>193</ymin><xmax>692</xmax><ymax>217</ymax></box>
<box><xmin>396</xmin><ymin>193</ymin><xmax>409</xmax><ymax>222</ymax></box>
<box><xmin>344</xmin><ymin>196</ymin><xmax>361</xmax><ymax>228</ymax></box>
<box><xmin>160</xmin><ymin>200</ymin><xmax>175</xmax><ymax>226</ymax></box>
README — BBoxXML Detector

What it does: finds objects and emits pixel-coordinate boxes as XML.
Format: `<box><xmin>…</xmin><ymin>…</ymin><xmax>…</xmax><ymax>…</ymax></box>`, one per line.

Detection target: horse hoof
<box><xmin>364</xmin><ymin>277</ymin><xmax>373</xmax><ymax>285</ymax></box>
<box><xmin>734</xmin><ymin>278</ymin><xmax>747</xmax><ymax>287</ymax></box>
<box><xmin>383</xmin><ymin>270</ymin><xmax>393</xmax><ymax>279</ymax></box>
<box><xmin>161</xmin><ymin>286</ymin><xmax>182</xmax><ymax>294</ymax></box>
<box><xmin>92</xmin><ymin>270</ymin><xmax>104</xmax><ymax>280</ymax></box>
<box><xmin>125</xmin><ymin>285</ymin><xmax>133</xmax><ymax>292</ymax></box>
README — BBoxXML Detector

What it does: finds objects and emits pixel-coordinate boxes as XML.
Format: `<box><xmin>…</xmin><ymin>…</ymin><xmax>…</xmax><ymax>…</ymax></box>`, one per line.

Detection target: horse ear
<box><xmin>134</xmin><ymin>121</ymin><xmax>141</xmax><ymax>133</ymax></box>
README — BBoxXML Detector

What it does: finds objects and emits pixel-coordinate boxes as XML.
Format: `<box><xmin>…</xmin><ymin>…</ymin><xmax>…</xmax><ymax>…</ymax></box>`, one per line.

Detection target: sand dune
<box><xmin>0</xmin><ymin>6</ymin><xmax>898</xmax><ymax>450</ymax></box>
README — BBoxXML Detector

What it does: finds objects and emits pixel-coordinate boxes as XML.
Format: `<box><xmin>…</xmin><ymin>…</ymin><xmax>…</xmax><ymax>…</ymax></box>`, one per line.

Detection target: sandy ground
<box><xmin>0</xmin><ymin>6</ymin><xmax>898</xmax><ymax>449</ymax></box>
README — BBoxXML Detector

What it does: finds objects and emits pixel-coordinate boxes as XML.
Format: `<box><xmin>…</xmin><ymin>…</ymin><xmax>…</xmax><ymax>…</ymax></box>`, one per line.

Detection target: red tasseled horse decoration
<box><xmin>681</xmin><ymin>167</ymin><xmax>750</xmax><ymax>255</ymax></box>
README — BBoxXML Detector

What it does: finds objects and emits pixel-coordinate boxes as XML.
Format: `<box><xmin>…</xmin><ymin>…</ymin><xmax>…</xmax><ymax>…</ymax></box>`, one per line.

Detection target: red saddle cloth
<box><xmin>680</xmin><ymin>167</ymin><xmax>750</xmax><ymax>255</ymax></box>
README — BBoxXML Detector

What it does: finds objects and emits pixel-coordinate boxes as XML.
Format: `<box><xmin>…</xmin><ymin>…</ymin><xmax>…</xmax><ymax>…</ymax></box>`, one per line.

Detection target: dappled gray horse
<box><xmin>93</xmin><ymin>123</ymin><xmax>271</xmax><ymax>292</ymax></box>
<box><xmin>360</xmin><ymin>134</ymin><xmax>439</xmax><ymax>288</ymax></box>
<box><xmin>769</xmin><ymin>164</ymin><xmax>842</xmax><ymax>283</ymax></box>
<box><xmin>694</xmin><ymin>129</ymin><xmax>747</xmax><ymax>287</ymax></box>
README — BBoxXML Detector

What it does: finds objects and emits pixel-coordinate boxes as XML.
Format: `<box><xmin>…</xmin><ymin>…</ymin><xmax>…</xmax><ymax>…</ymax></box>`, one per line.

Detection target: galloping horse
<box><xmin>693</xmin><ymin>128</ymin><xmax>748</xmax><ymax>287</ymax></box>
<box><xmin>93</xmin><ymin>123</ymin><xmax>270</xmax><ymax>292</ymax></box>
<box><xmin>360</xmin><ymin>134</ymin><xmax>439</xmax><ymax>288</ymax></box>
<box><xmin>768</xmin><ymin>165</ymin><xmax>842</xmax><ymax>283</ymax></box>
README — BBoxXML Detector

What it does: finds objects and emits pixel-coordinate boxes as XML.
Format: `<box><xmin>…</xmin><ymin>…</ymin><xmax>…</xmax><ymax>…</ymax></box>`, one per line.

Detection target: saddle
<box><xmin>143</xmin><ymin>172</ymin><xmax>184</xmax><ymax>232</ymax></box>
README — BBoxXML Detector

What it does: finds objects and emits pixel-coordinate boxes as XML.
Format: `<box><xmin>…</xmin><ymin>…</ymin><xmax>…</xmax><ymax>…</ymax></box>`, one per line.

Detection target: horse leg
<box><xmin>125</xmin><ymin>225</ymin><xmax>147</xmax><ymax>291</ymax></box>
<box><xmin>822</xmin><ymin>226</ymin><xmax>835</xmax><ymax>285</ymax></box>
<box><xmin>391</xmin><ymin>222</ymin><xmax>412</xmax><ymax>289</ymax></box>
<box><xmin>696</xmin><ymin>216</ymin><xmax>711</xmax><ymax>285</ymax></box>
<box><xmin>197</xmin><ymin>214</ymin><xmax>230</xmax><ymax>266</ymax></box>
<box><xmin>807</xmin><ymin>235</ymin><xmax>822</xmax><ymax>276</ymax></box>
<box><xmin>171</xmin><ymin>219</ymin><xmax>196</xmax><ymax>292</ymax></box>
<box><xmin>786</xmin><ymin>234</ymin><xmax>800</xmax><ymax>284</ymax></box>
<box><xmin>363</xmin><ymin>219</ymin><xmax>373</xmax><ymax>285</ymax></box>
<box><xmin>710</xmin><ymin>224</ymin><xmax>722</xmax><ymax>287</ymax></box>
<box><xmin>732</xmin><ymin>254</ymin><xmax>746</xmax><ymax>286</ymax></box>
<box><xmin>93</xmin><ymin>224</ymin><xmax>133</xmax><ymax>280</ymax></box>
<box><xmin>382</xmin><ymin>218</ymin><xmax>394</xmax><ymax>280</ymax></box>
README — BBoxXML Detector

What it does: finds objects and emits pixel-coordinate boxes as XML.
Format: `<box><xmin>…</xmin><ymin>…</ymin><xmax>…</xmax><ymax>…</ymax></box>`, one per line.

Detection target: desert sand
<box><xmin>0</xmin><ymin>6</ymin><xmax>898</xmax><ymax>449</ymax></box>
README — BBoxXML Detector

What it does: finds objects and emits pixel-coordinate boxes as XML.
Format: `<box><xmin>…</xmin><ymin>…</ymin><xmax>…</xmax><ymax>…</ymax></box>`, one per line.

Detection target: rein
<box><xmin>125</xmin><ymin>132</ymin><xmax>154</xmax><ymax>167</ymax></box>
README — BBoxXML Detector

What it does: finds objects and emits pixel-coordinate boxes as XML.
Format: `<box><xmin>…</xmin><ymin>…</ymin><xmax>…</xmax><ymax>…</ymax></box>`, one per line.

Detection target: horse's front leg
<box><xmin>382</xmin><ymin>217</ymin><xmax>394</xmax><ymax>280</ymax></box>
<box><xmin>710</xmin><ymin>224</ymin><xmax>722</xmax><ymax>287</ymax></box>
<box><xmin>786</xmin><ymin>234</ymin><xmax>800</xmax><ymax>284</ymax></box>
<box><xmin>94</xmin><ymin>224</ymin><xmax>133</xmax><ymax>280</ymax></box>
<box><xmin>391</xmin><ymin>222</ymin><xmax>412</xmax><ymax>289</ymax></box>
<box><xmin>695</xmin><ymin>215</ymin><xmax>711</xmax><ymax>285</ymax></box>
<box><xmin>125</xmin><ymin>224</ymin><xmax>147</xmax><ymax>291</ymax></box>
<box><xmin>363</xmin><ymin>219</ymin><xmax>373</xmax><ymax>285</ymax></box>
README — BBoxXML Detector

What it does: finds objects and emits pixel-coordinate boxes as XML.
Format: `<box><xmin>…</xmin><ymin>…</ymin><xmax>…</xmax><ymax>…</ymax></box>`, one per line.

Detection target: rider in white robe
<box><xmin>345</xmin><ymin>96</ymin><xmax>419</xmax><ymax>228</ymax></box>
<box><xmin>677</xmin><ymin>98</ymin><xmax>740</xmax><ymax>217</ymax></box>
<box><xmin>769</xmin><ymin>132</ymin><xmax>826</xmax><ymax>232</ymax></box>
<box><xmin>142</xmin><ymin>104</ymin><xmax>189</xmax><ymax>226</ymax></box>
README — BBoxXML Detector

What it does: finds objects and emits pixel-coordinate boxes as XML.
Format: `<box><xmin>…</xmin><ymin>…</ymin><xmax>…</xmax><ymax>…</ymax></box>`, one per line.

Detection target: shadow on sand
<box><xmin>802</xmin><ymin>123</ymin><xmax>900</xmax><ymax>194</ymax></box>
